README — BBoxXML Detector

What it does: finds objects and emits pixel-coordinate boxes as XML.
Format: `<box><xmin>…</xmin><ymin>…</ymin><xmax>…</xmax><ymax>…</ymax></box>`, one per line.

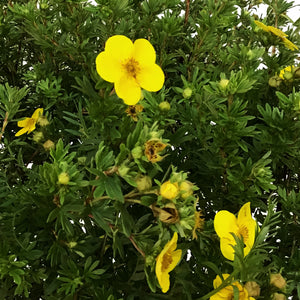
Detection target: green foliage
<box><xmin>1</xmin><ymin>0</ymin><xmax>300</xmax><ymax>299</ymax></box>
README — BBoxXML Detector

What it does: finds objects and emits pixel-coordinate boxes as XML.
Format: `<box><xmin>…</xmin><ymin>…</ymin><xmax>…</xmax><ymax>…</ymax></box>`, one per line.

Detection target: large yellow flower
<box><xmin>210</xmin><ymin>274</ymin><xmax>255</xmax><ymax>300</ymax></box>
<box><xmin>155</xmin><ymin>232</ymin><xmax>182</xmax><ymax>293</ymax></box>
<box><xmin>96</xmin><ymin>35</ymin><xmax>165</xmax><ymax>105</ymax></box>
<box><xmin>254</xmin><ymin>20</ymin><xmax>298</xmax><ymax>51</ymax></box>
<box><xmin>214</xmin><ymin>202</ymin><xmax>258</xmax><ymax>261</ymax></box>
<box><xmin>15</xmin><ymin>108</ymin><xmax>43</xmax><ymax>137</ymax></box>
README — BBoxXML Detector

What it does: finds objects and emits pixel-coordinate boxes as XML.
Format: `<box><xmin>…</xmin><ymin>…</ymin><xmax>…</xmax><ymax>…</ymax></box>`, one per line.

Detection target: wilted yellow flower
<box><xmin>144</xmin><ymin>139</ymin><xmax>167</xmax><ymax>163</ymax></box>
<box><xmin>37</xmin><ymin>115</ymin><xmax>49</xmax><ymax>126</ymax></box>
<box><xmin>15</xmin><ymin>108</ymin><xmax>43</xmax><ymax>136</ymax></box>
<box><xmin>155</xmin><ymin>232</ymin><xmax>182</xmax><ymax>293</ymax></box>
<box><xmin>192</xmin><ymin>209</ymin><xmax>205</xmax><ymax>240</ymax></box>
<box><xmin>210</xmin><ymin>274</ymin><xmax>255</xmax><ymax>300</ymax></box>
<box><xmin>214</xmin><ymin>202</ymin><xmax>258</xmax><ymax>260</ymax></box>
<box><xmin>96</xmin><ymin>35</ymin><xmax>165</xmax><ymax>105</ymax></box>
<box><xmin>151</xmin><ymin>202</ymin><xmax>179</xmax><ymax>224</ymax></box>
<box><xmin>160</xmin><ymin>180</ymin><xmax>179</xmax><ymax>200</ymax></box>
<box><xmin>270</xmin><ymin>273</ymin><xmax>287</xmax><ymax>290</ymax></box>
<box><xmin>272</xmin><ymin>293</ymin><xmax>287</xmax><ymax>300</ymax></box>
<box><xmin>125</xmin><ymin>104</ymin><xmax>144</xmax><ymax>121</ymax></box>
<box><xmin>245</xmin><ymin>281</ymin><xmax>261</xmax><ymax>297</ymax></box>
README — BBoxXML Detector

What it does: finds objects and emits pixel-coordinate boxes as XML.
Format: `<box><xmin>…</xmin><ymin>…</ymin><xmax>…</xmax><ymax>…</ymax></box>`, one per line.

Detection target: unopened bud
<box><xmin>182</xmin><ymin>87</ymin><xmax>193</xmax><ymax>99</ymax></box>
<box><xmin>159</xmin><ymin>101</ymin><xmax>171</xmax><ymax>111</ymax></box>
<box><xmin>37</xmin><ymin>116</ymin><xmax>49</xmax><ymax>126</ymax></box>
<box><xmin>294</xmin><ymin>67</ymin><xmax>300</xmax><ymax>78</ymax></box>
<box><xmin>272</xmin><ymin>293</ymin><xmax>286</xmax><ymax>300</ymax></box>
<box><xmin>270</xmin><ymin>273</ymin><xmax>287</xmax><ymax>290</ymax></box>
<box><xmin>135</xmin><ymin>175</ymin><xmax>152</xmax><ymax>192</ymax></box>
<box><xmin>33</xmin><ymin>131</ymin><xmax>44</xmax><ymax>143</ymax></box>
<box><xmin>58</xmin><ymin>172</ymin><xmax>70</xmax><ymax>185</ymax></box>
<box><xmin>269</xmin><ymin>76</ymin><xmax>282</xmax><ymax>88</ymax></box>
<box><xmin>118</xmin><ymin>164</ymin><xmax>130</xmax><ymax>178</ymax></box>
<box><xmin>179</xmin><ymin>181</ymin><xmax>194</xmax><ymax>199</ymax></box>
<box><xmin>160</xmin><ymin>180</ymin><xmax>179</xmax><ymax>200</ymax></box>
<box><xmin>283</xmin><ymin>71</ymin><xmax>293</xmax><ymax>81</ymax></box>
<box><xmin>43</xmin><ymin>140</ymin><xmax>55</xmax><ymax>151</ymax></box>
<box><xmin>131</xmin><ymin>146</ymin><xmax>143</xmax><ymax>159</ymax></box>
<box><xmin>219</xmin><ymin>79</ymin><xmax>229</xmax><ymax>90</ymax></box>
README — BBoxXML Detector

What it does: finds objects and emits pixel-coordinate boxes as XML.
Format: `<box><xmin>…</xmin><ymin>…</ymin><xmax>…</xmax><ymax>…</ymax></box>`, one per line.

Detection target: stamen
<box><xmin>123</xmin><ymin>58</ymin><xmax>140</xmax><ymax>78</ymax></box>
<box><xmin>162</xmin><ymin>252</ymin><xmax>173</xmax><ymax>271</ymax></box>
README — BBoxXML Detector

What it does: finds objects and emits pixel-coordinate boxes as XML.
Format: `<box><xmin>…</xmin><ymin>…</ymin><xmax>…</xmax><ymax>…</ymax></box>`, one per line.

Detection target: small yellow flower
<box><xmin>96</xmin><ymin>35</ymin><xmax>165</xmax><ymax>105</ymax></box>
<box><xmin>125</xmin><ymin>104</ymin><xmax>144</xmax><ymax>121</ymax></box>
<box><xmin>214</xmin><ymin>202</ymin><xmax>258</xmax><ymax>261</ymax></box>
<box><xmin>15</xmin><ymin>108</ymin><xmax>43</xmax><ymax>136</ymax></box>
<box><xmin>144</xmin><ymin>139</ymin><xmax>167</xmax><ymax>163</ymax></box>
<box><xmin>179</xmin><ymin>180</ymin><xmax>194</xmax><ymax>199</ymax></box>
<box><xmin>278</xmin><ymin>65</ymin><xmax>294</xmax><ymax>80</ymax></box>
<box><xmin>210</xmin><ymin>274</ymin><xmax>255</xmax><ymax>300</ymax></box>
<box><xmin>58</xmin><ymin>172</ymin><xmax>70</xmax><ymax>185</ymax></box>
<box><xmin>155</xmin><ymin>232</ymin><xmax>182</xmax><ymax>293</ymax></box>
<box><xmin>160</xmin><ymin>180</ymin><xmax>179</xmax><ymax>200</ymax></box>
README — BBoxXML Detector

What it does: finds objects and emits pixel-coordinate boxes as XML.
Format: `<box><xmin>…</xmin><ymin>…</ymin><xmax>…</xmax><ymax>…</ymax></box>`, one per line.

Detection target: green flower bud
<box><xmin>131</xmin><ymin>146</ymin><xmax>143</xmax><ymax>159</ymax></box>
<box><xmin>159</xmin><ymin>101</ymin><xmax>171</xmax><ymax>111</ymax></box>
<box><xmin>33</xmin><ymin>131</ymin><xmax>44</xmax><ymax>143</ymax></box>
<box><xmin>118</xmin><ymin>164</ymin><xmax>130</xmax><ymax>178</ymax></box>
<box><xmin>246</xmin><ymin>49</ymin><xmax>254</xmax><ymax>60</ymax></box>
<box><xmin>294</xmin><ymin>67</ymin><xmax>300</xmax><ymax>78</ymax></box>
<box><xmin>268</xmin><ymin>76</ymin><xmax>282</xmax><ymax>88</ymax></box>
<box><xmin>135</xmin><ymin>175</ymin><xmax>152</xmax><ymax>192</ymax></box>
<box><xmin>182</xmin><ymin>87</ymin><xmax>193</xmax><ymax>99</ymax></box>
<box><xmin>283</xmin><ymin>71</ymin><xmax>293</xmax><ymax>81</ymax></box>
<box><xmin>219</xmin><ymin>79</ymin><xmax>229</xmax><ymax>90</ymax></box>
<box><xmin>58</xmin><ymin>172</ymin><xmax>70</xmax><ymax>185</ymax></box>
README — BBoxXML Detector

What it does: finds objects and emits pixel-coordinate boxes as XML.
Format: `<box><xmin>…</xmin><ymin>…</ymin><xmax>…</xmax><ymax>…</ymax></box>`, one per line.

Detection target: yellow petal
<box><xmin>220</xmin><ymin>237</ymin><xmax>235</xmax><ymax>261</ymax></box>
<box><xmin>105</xmin><ymin>35</ymin><xmax>133</xmax><ymax>60</ymax></box>
<box><xmin>254</xmin><ymin>20</ymin><xmax>269</xmax><ymax>32</ymax></box>
<box><xmin>282</xmin><ymin>38</ymin><xmax>299</xmax><ymax>51</ymax></box>
<box><xmin>268</xmin><ymin>26</ymin><xmax>287</xmax><ymax>38</ymax></box>
<box><xmin>159</xmin><ymin>272</ymin><xmax>170</xmax><ymax>293</ymax></box>
<box><xmin>15</xmin><ymin>127</ymin><xmax>29</xmax><ymax>136</ymax></box>
<box><xmin>31</xmin><ymin>108</ymin><xmax>43</xmax><ymax>121</ymax></box>
<box><xmin>167</xmin><ymin>249</ymin><xmax>182</xmax><ymax>272</ymax></box>
<box><xmin>132</xmin><ymin>38</ymin><xmax>156</xmax><ymax>66</ymax></box>
<box><xmin>213</xmin><ymin>274</ymin><xmax>230</xmax><ymax>289</ymax></box>
<box><xmin>96</xmin><ymin>51</ymin><xmax>123</xmax><ymax>83</ymax></box>
<box><xmin>27</xmin><ymin>121</ymin><xmax>36</xmax><ymax>134</ymax></box>
<box><xmin>115</xmin><ymin>76</ymin><xmax>141</xmax><ymax>105</ymax></box>
<box><xmin>214</xmin><ymin>210</ymin><xmax>238</xmax><ymax>239</ymax></box>
<box><xmin>137</xmin><ymin>64</ymin><xmax>165</xmax><ymax>92</ymax></box>
<box><xmin>17</xmin><ymin>118</ymin><xmax>30</xmax><ymax>127</ymax></box>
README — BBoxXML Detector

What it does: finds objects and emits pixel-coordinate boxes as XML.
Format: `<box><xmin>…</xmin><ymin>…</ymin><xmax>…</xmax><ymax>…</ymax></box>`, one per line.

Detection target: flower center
<box><xmin>27</xmin><ymin>118</ymin><xmax>36</xmax><ymax>128</ymax></box>
<box><xmin>238</xmin><ymin>225</ymin><xmax>249</xmax><ymax>243</ymax></box>
<box><xmin>123</xmin><ymin>58</ymin><xmax>140</xmax><ymax>78</ymax></box>
<box><xmin>162</xmin><ymin>251</ymin><xmax>173</xmax><ymax>272</ymax></box>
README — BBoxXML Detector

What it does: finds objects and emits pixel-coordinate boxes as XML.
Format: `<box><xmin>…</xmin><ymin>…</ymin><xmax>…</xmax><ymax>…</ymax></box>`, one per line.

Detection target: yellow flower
<box><xmin>96</xmin><ymin>35</ymin><xmax>165</xmax><ymax>105</ymax></box>
<box><xmin>125</xmin><ymin>104</ymin><xmax>144</xmax><ymax>121</ymax></box>
<box><xmin>155</xmin><ymin>232</ymin><xmax>182</xmax><ymax>293</ymax></box>
<box><xmin>144</xmin><ymin>138</ymin><xmax>167</xmax><ymax>163</ymax></box>
<box><xmin>15</xmin><ymin>108</ymin><xmax>43</xmax><ymax>136</ymax></box>
<box><xmin>160</xmin><ymin>180</ymin><xmax>179</xmax><ymax>200</ymax></box>
<box><xmin>210</xmin><ymin>274</ymin><xmax>255</xmax><ymax>300</ymax></box>
<box><xmin>214</xmin><ymin>202</ymin><xmax>258</xmax><ymax>261</ymax></box>
<box><xmin>179</xmin><ymin>180</ymin><xmax>194</xmax><ymax>199</ymax></box>
<box><xmin>254</xmin><ymin>20</ymin><xmax>298</xmax><ymax>51</ymax></box>
<box><xmin>282</xmin><ymin>38</ymin><xmax>298</xmax><ymax>51</ymax></box>
<box><xmin>278</xmin><ymin>66</ymin><xmax>294</xmax><ymax>80</ymax></box>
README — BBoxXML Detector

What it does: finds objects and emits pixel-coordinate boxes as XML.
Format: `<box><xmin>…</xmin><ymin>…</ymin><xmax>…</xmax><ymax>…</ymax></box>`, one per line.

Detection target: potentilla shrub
<box><xmin>0</xmin><ymin>0</ymin><xmax>299</xmax><ymax>299</ymax></box>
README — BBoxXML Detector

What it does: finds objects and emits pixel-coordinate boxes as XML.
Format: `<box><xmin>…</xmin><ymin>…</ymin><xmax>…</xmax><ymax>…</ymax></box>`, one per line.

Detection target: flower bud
<box><xmin>33</xmin><ymin>131</ymin><xmax>44</xmax><ymax>143</ymax></box>
<box><xmin>283</xmin><ymin>71</ymin><xmax>293</xmax><ymax>81</ymax></box>
<box><xmin>268</xmin><ymin>76</ymin><xmax>282</xmax><ymax>88</ymax></box>
<box><xmin>43</xmin><ymin>140</ymin><xmax>55</xmax><ymax>151</ymax></box>
<box><xmin>131</xmin><ymin>146</ymin><xmax>143</xmax><ymax>159</ymax></box>
<box><xmin>135</xmin><ymin>175</ymin><xmax>152</xmax><ymax>192</ymax></box>
<box><xmin>182</xmin><ymin>87</ymin><xmax>193</xmax><ymax>99</ymax></box>
<box><xmin>179</xmin><ymin>180</ymin><xmax>194</xmax><ymax>199</ymax></box>
<box><xmin>270</xmin><ymin>273</ymin><xmax>287</xmax><ymax>290</ymax></box>
<box><xmin>272</xmin><ymin>293</ymin><xmax>286</xmax><ymax>300</ymax></box>
<box><xmin>159</xmin><ymin>101</ymin><xmax>171</xmax><ymax>111</ymax></box>
<box><xmin>58</xmin><ymin>172</ymin><xmax>70</xmax><ymax>185</ymax></box>
<box><xmin>246</xmin><ymin>49</ymin><xmax>255</xmax><ymax>60</ymax></box>
<box><xmin>37</xmin><ymin>116</ymin><xmax>50</xmax><ymax>126</ymax></box>
<box><xmin>160</xmin><ymin>180</ymin><xmax>179</xmax><ymax>200</ymax></box>
<box><xmin>294</xmin><ymin>67</ymin><xmax>300</xmax><ymax>78</ymax></box>
<box><xmin>245</xmin><ymin>281</ymin><xmax>261</xmax><ymax>297</ymax></box>
<box><xmin>118</xmin><ymin>164</ymin><xmax>130</xmax><ymax>178</ymax></box>
<box><xmin>219</xmin><ymin>79</ymin><xmax>229</xmax><ymax>90</ymax></box>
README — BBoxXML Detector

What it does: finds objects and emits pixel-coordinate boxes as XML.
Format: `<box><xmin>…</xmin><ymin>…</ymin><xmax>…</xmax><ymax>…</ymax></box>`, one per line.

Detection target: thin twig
<box><xmin>184</xmin><ymin>0</ymin><xmax>190</xmax><ymax>25</ymax></box>
<box><xmin>129</xmin><ymin>235</ymin><xmax>145</xmax><ymax>258</ymax></box>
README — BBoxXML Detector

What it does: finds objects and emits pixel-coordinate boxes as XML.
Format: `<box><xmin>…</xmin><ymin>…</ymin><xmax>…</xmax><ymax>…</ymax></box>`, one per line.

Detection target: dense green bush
<box><xmin>1</xmin><ymin>0</ymin><xmax>300</xmax><ymax>299</ymax></box>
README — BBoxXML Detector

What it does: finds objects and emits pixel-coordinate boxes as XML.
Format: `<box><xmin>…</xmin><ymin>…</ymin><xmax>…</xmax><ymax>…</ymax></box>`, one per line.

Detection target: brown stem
<box><xmin>129</xmin><ymin>235</ymin><xmax>145</xmax><ymax>257</ymax></box>
<box><xmin>0</xmin><ymin>112</ymin><xmax>9</xmax><ymax>142</ymax></box>
<box><xmin>184</xmin><ymin>0</ymin><xmax>190</xmax><ymax>25</ymax></box>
